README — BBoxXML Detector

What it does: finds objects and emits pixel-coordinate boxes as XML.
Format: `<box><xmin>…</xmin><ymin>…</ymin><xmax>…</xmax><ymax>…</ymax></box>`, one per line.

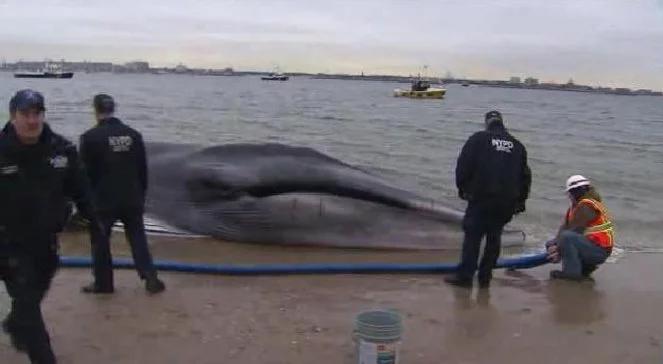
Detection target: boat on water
<box><xmin>14</xmin><ymin>63</ymin><xmax>74</xmax><ymax>79</ymax></box>
<box><xmin>261</xmin><ymin>73</ymin><xmax>289</xmax><ymax>81</ymax></box>
<box><xmin>394</xmin><ymin>79</ymin><xmax>446</xmax><ymax>99</ymax></box>
<box><xmin>14</xmin><ymin>71</ymin><xmax>74</xmax><ymax>79</ymax></box>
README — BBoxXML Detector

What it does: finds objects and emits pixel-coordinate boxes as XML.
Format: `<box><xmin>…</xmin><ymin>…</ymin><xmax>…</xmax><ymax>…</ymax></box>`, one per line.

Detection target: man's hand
<box><xmin>546</xmin><ymin>241</ymin><xmax>561</xmax><ymax>263</ymax></box>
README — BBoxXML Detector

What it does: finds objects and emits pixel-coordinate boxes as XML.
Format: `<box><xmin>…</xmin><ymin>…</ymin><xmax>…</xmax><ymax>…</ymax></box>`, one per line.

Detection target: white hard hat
<box><xmin>565</xmin><ymin>175</ymin><xmax>591</xmax><ymax>191</ymax></box>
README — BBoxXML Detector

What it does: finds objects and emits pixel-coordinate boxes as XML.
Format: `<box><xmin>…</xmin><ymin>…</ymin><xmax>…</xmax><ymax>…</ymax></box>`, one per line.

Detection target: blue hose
<box><xmin>59</xmin><ymin>252</ymin><xmax>548</xmax><ymax>275</ymax></box>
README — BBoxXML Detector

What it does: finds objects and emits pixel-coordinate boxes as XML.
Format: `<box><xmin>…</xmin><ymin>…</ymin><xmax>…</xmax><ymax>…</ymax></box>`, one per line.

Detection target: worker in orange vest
<box><xmin>546</xmin><ymin>175</ymin><xmax>614</xmax><ymax>280</ymax></box>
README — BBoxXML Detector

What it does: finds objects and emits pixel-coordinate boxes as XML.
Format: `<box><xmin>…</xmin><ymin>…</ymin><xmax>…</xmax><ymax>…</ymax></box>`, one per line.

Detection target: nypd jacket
<box><xmin>79</xmin><ymin>117</ymin><xmax>147</xmax><ymax>212</ymax></box>
<box><xmin>0</xmin><ymin>123</ymin><xmax>96</xmax><ymax>239</ymax></box>
<box><xmin>455</xmin><ymin>122</ymin><xmax>531</xmax><ymax>204</ymax></box>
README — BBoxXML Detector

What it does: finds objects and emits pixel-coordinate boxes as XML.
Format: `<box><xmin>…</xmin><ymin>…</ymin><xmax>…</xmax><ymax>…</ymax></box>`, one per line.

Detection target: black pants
<box><xmin>89</xmin><ymin>208</ymin><xmax>157</xmax><ymax>289</ymax></box>
<box><xmin>457</xmin><ymin>200</ymin><xmax>515</xmax><ymax>282</ymax></box>
<box><xmin>1</xmin><ymin>235</ymin><xmax>58</xmax><ymax>364</ymax></box>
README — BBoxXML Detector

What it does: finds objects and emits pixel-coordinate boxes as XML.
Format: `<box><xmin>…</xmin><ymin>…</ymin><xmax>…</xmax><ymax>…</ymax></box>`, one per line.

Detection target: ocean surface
<box><xmin>1</xmin><ymin>72</ymin><xmax>662</xmax><ymax>251</ymax></box>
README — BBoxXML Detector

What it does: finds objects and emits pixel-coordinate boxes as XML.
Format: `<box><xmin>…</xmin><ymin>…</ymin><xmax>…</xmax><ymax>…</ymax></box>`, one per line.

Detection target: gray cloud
<box><xmin>1</xmin><ymin>0</ymin><xmax>662</xmax><ymax>89</ymax></box>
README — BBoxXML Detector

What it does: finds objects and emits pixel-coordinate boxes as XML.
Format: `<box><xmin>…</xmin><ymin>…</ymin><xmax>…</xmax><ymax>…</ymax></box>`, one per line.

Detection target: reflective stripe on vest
<box><xmin>568</xmin><ymin>198</ymin><xmax>614</xmax><ymax>250</ymax></box>
<box><xmin>585</xmin><ymin>221</ymin><xmax>614</xmax><ymax>234</ymax></box>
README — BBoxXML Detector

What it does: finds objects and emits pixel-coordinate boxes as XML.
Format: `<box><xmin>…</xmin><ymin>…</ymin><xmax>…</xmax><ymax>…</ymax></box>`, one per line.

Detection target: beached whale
<box><xmin>143</xmin><ymin>142</ymin><xmax>524</xmax><ymax>250</ymax></box>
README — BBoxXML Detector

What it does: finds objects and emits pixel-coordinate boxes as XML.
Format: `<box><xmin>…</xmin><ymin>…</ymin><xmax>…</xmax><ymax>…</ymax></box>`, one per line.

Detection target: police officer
<box><xmin>79</xmin><ymin>94</ymin><xmax>164</xmax><ymax>294</ymax></box>
<box><xmin>1</xmin><ymin>89</ymin><xmax>98</xmax><ymax>363</ymax></box>
<box><xmin>445</xmin><ymin>110</ymin><xmax>531</xmax><ymax>288</ymax></box>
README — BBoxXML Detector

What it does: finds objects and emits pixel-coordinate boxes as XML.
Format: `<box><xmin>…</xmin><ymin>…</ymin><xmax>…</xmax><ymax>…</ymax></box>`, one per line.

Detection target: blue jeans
<box><xmin>558</xmin><ymin>230</ymin><xmax>609</xmax><ymax>278</ymax></box>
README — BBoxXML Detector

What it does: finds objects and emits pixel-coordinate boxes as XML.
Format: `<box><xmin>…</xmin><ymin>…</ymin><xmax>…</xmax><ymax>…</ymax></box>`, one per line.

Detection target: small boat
<box><xmin>261</xmin><ymin>73</ymin><xmax>289</xmax><ymax>81</ymax></box>
<box><xmin>14</xmin><ymin>63</ymin><xmax>74</xmax><ymax>79</ymax></box>
<box><xmin>394</xmin><ymin>79</ymin><xmax>446</xmax><ymax>99</ymax></box>
<box><xmin>14</xmin><ymin>71</ymin><xmax>74</xmax><ymax>79</ymax></box>
<box><xmin>461</xmin><ymin>81</ymin><xmax>470</xmax><ymax>87</ymax></box>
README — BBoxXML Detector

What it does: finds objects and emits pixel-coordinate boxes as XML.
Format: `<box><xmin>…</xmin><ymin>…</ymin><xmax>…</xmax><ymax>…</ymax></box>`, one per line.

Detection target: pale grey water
<box><xmin>1</xmin><ymin>72</ymin><xmax>662</xmax><ymax>250</ymax></box>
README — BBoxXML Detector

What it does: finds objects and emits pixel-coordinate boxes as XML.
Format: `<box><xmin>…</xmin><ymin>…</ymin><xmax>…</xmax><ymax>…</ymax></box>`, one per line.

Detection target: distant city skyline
<box><xmin>2</xmin><ymin>58</ymin><xmax>661</xmax><ymax>94</ymax></box>
<box><xmin>1</xmin><ymin>0</ymin><xmax>662</xmax><ymax>89</ymax></box>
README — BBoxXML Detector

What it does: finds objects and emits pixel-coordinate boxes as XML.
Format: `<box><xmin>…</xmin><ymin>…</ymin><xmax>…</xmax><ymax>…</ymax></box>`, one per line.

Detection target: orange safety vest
<box><xmin>565</xmin><ymin>198</ymin><xmax>615</xmax><ymax>251</ymax></box>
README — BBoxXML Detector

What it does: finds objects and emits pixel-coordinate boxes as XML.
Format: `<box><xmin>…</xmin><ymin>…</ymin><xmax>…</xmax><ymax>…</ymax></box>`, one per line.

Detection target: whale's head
<box><xmin>145</xmin><ymin>142</ymin><xmax>525</xmax><ymax>250</ymax></box>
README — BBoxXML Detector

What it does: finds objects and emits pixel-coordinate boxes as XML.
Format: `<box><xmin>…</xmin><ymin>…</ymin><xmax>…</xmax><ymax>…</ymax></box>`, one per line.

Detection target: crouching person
<box><xmin>547</xmin><ymin>175</ymin><xmax>615</xmax><ymax>280</ymax></box>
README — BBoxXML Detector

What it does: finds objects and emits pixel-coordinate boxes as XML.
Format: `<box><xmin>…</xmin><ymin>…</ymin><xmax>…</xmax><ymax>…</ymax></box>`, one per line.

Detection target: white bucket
<box><xmin>358</xmin><ymin>338</ymin><xmax>401</xmax><ymax>364</ymax></box>
<box><xmin>355</xmin><ymin>310</ymin><xmax>402</xmax><ymax>364</ymax></box>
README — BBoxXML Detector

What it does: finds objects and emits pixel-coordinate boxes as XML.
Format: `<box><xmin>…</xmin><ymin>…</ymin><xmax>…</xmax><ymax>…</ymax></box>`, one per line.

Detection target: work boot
<box><xmin>549</xmin><ymin>270</ymin><xmax>583</xmax><ymax>281</ymax></box>
<box><xmin>2</xmin><ymin>315</ymin><xmax>27</xmax><ymax>352</ymax></box>
<box><xmin>581</xmin><ymin>264</ymin><xmax>598</xmax><ymax>277</ymax></box>
<box><xmin>145</xmin><ymin>276</ymin><xmax>165</xmax><ymax>294</ymax></box>
<box><xmin>80</xmin><ymin>282</ymin><xmax>114</xmax><ymax>294</ymax></box>
<box><xmin>444</xmin><ymin>274</ymin><xmax>473</xmax><ymax>288</ymax></box>
<box><xmin>477</xmin><ymin>272</ymin><xmax>492</xmax><ymax>289</ymax></box>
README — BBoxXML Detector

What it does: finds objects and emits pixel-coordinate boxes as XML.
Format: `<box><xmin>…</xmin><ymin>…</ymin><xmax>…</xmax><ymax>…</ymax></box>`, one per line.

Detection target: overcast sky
<box><xmin>1</xmin><ymin>0</ymin><xmax>662</xmax><ymax>89</ymax></box>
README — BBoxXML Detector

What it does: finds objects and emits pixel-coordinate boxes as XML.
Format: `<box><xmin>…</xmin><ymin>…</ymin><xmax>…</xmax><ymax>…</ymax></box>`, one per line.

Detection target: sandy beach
<box><xmin>1</xmin><ymin>232</ymin><xmax>662</xmax><ymax>364</ymax></box>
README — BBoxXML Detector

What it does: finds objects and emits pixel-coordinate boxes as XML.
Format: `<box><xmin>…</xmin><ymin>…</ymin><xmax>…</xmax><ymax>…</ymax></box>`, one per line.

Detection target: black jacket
<box><xmin>79</xmin><ymin>117</ymin><xmax>147</xmax><ymax>212</ymax></box>
<box><xmin>0</xmin><ymin>123</ymin><xmax>95</xmax><ymax>240</ymax></box>
<box><xmin>456</xmin><ymin>122</ymin><xmax>531</xmax><ymax>204</ymax></box>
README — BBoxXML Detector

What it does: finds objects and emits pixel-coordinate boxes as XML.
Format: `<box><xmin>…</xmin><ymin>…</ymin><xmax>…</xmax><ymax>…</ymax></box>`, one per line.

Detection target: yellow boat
<box><xmin>393</xmin><ymin>87</ymin><xmax>446</xmax><ymax>99</ymax></box>
<box><xmin>393</xmin><ymin>79</ymin><xmax>446</xmax><ymax>99</ymax></box>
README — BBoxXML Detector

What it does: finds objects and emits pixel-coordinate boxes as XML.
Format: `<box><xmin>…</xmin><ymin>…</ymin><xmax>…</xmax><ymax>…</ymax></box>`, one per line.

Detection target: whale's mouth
<box><xmin>112</xmin><ymin>217</ymin><xmax>204</xmax><ymax>237</ymax></box>
<box><xmin>188</xmin><ymin>179</ymin><xmax>412</xmax><ymax>210</ymax></box>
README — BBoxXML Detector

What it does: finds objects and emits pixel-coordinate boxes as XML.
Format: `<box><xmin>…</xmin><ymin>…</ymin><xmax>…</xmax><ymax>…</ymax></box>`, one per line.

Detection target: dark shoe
<box><xmin>2</xmin><ymin>316</ymin><xmax>27</xmax><ymax>352</ymax></box>
<box><xmin>581</xmin><ymin>264</ymin><xmax>598</xmax><ymax>277</ymax></box>
<box><xmin>550</xmin><ymin>270</ymin><xmax>583</xmax><ymax>281</ymax></box>
<box><xmin>476</xmin><ymin>289</ymin><xmax>491</xmax><ymax>306</ymax></box>
<box><xmin>477</xmin><ymin>273</ymin><xmax>491</xmax><ymax>288</ymax></box>
<box><xmin>444</xmin><ymin>274</ymin><xmax>473</xmax><ymax>288</ymax></box>
<box><xmin>145</xmin><ymin>277</ymin><xmax>165</xmax><ymax>294</ymax></box>
<box><xmin>2</xmin><ymin>316</ymin><xmax>10</xmax><ymax>333</ymax></box>
<box><xmin>81</xmin><ymin>282</ymin><xmax>114</xmax><ymax>294</ymax></box>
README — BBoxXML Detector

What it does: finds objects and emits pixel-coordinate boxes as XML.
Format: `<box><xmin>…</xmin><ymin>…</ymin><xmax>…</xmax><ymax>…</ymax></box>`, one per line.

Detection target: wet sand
<box><xmin>2</xmin><ymin>233</ymin><xmax>662</xmax><ymax>363</ymax></box>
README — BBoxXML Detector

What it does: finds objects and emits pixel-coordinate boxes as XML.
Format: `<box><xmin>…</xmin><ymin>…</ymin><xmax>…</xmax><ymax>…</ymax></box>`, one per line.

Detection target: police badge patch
<box><xmin>50</xmin><ymin>155</ymin><xmax>68</xmax><ymax>169</ymax></box>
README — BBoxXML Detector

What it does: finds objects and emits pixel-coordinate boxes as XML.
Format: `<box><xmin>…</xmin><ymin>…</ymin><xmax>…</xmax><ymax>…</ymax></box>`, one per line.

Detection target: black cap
<box><xmin>93</xmin><ymin>94</ymin><xmax>115</xmax><ymax>114</ymax></box>
<box><xmin>9</xmin><ymin>89</ymin><xmax>45</xmax><ymax>113</ymax></box>
<box><xmin>485</xmin><ymin>110</ymin><xmax>502</xmax><ymax>123</ymax></box>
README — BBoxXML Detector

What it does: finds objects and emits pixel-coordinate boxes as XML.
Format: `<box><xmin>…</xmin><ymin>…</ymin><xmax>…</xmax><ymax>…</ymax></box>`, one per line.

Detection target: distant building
<box><xmin>112</xmin><ymin>64</ymin><xmax>127</xmax><ymax>73</ymax></box>
<box><xmin>9</xmin><ymin>61</ymin><xmax>113</xmax><ymax>72</ymax></box>
<box><xmin>509</xmin><ymin>76</ymin><xmax>521</xmax><ymax>84</ymax></box>
<box><xmin>124</xmin><ymin>61</ymin><xmax>150</xmax><ymax>72</ymax></box>
<box><xmin>633</xmin><ymin>89</ymin><xmax>654</xmax><ymax>95</ymax></box>
<box><xmin>524</xmin><ymin>77</ymin><xmax>539</xmax><ymax>86</ymax></box>
<box><xmin>69</xmin><ymin>61</ymin><xmax>113</xmax><ymax>72</ymax></box>
<box><xmin>174</xmin><ymin>63</ymin><xmax>190</xmax><ymax>73</ymax></box>
<box><xmin>14</xmin><ymin>61</ymin><xmax>45</xmax><ymax>71</ymax></box>
<box><xmin>213</xmin><ymin>67</ymin><xmax>235</xmax><ymax>76</ymax></box>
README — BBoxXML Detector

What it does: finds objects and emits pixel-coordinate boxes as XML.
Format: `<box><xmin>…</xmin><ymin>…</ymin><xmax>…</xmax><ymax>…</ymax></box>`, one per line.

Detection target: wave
<box><xmin>316</xmin><ymin>115</ymin><xmax>351</xmax><ymax>122</ymax></box>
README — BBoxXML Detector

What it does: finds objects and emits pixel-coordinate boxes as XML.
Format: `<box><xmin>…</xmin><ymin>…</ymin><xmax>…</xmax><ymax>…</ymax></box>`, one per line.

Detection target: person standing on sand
<box><xmin>545</xmin><ymin>175</ymin><xmax>614</xmax><ymax>280</ymax></box>
<box><xmin>445</xmin><ymin>110</ymin><xmax>531</xmax><ymax>288</ymax></box>
<box><xmin>79</xmin><ymin>94</ymin><xmax>165</xmax><ymax>294</ymax></box>
<box><xmin>0</xmin><ymin>89</ymin><xmax>100</xmax><ymax>364</ymax></box>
